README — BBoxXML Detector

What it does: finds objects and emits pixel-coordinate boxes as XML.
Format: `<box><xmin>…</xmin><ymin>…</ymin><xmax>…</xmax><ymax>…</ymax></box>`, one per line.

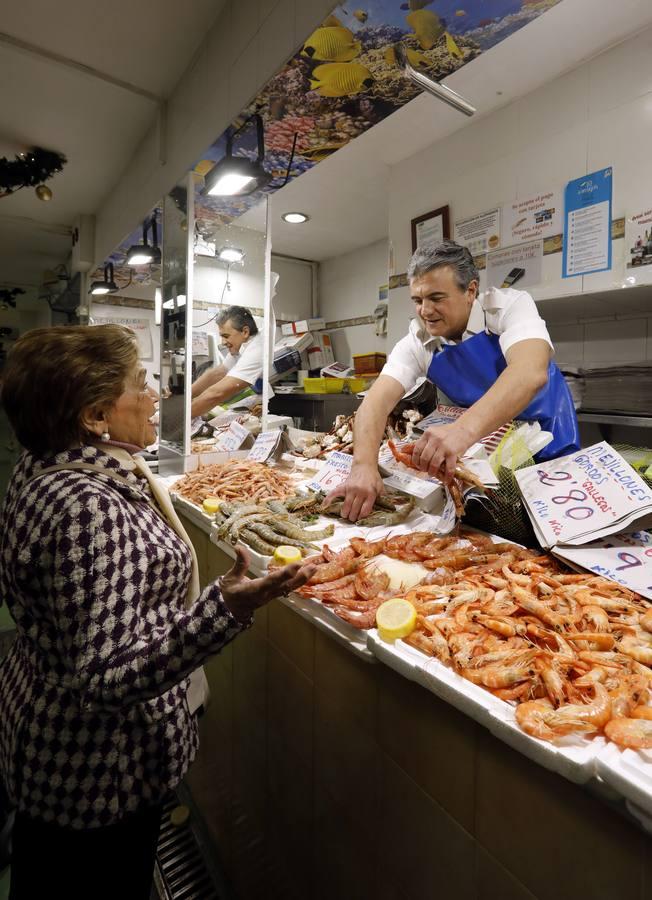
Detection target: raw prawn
<box><xmin>604</xmin><ymin>716</ymin><xmax>652</xmax><ymax>750</ymax></box>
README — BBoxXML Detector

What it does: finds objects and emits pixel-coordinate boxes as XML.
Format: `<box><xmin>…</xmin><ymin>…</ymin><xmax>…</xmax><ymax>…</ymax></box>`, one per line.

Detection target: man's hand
<box><xmin>323</xmin><ymin>462</ymin><xmax>384</xmax><ymax>523</ymax></box>
<box><xmin>219</xmin><ymin>547</ymin><xmax>316</xmax><ymax>623</ymax></box>
<box><xmin>410</xmin><ymin>422</ymin><xmax>474</xmax><ymax>482</ymax></box>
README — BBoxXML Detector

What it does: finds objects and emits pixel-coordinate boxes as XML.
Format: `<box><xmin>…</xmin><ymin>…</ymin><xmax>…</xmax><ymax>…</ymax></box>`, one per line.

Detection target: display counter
<box><xmin>174</xmin><ymin>503</ymin><xmax>652</xmax><ymax>900</ymax></box>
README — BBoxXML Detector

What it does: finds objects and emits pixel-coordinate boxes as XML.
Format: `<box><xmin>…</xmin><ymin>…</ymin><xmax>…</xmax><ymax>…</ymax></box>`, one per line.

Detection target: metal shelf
<box><xmin>577</xmin><ymin>412</ymin><xmax>652</xmax><ymax>428</ymax></box>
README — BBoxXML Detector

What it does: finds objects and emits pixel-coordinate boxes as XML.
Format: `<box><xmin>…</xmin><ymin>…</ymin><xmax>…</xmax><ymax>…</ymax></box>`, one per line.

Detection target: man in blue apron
<box><xmin>330</xmin><ymin>239</ymin><xmax>579</xmax><ymax>522</ymax></box>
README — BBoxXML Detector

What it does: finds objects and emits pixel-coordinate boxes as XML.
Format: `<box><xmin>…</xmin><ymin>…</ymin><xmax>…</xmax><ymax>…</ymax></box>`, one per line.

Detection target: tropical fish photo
<box><xmin>302</xmin><ymin>24</ymin><xmax>361</xmax><ymax>61</ymax></box>
<box><xmin>310</xmin><ymin>61</ymin><xmax>374</xmax><ymax>96</ymax></box>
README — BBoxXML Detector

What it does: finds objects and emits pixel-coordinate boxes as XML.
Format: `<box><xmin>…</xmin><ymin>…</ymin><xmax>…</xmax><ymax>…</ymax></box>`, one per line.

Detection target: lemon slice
<box><xmin>273</xmin><ymin>545</ymin><xmax>303</xmax><ymax>565</ymax></box>
<box><xmin>202</xmin><ymin>496</ymin><xmax>221</xmax><ymax>514</ymax></box>
<box><xmin>376</xmin><ymin>598</ymin><xmax>417</xmax><ymax>642</ymax></box>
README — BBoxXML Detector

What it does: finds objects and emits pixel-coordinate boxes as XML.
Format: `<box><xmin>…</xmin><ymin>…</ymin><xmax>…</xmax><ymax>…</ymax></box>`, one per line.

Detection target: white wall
<box><xmin>319</xmin><ymin>238</ymin><xmax>388</xmax><ymax>366</ymax></box>
<box><xmin>386</xmin><ymin>25</ymin><xmax>652</xmax><ymax>361</ymax></box>
<box><xmin>93</xmin><ymin>0</ymin><xmax>337</xmax><ymax>267</ymax></box>
<box><xmin>271</xmin><ymin>255</ymin><xmax>313</xmax><ymax>322</ymax></box>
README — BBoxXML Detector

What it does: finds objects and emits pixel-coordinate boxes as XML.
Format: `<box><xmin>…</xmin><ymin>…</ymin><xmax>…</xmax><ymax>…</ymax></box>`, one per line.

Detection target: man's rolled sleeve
<box><xmin>379</xmin><ymin>333</ymin><xmax>426</xmax><ymax>392</ymax></box>
<box><xmin>494</xmin><ymin>290</ymin><xmax>554</xmax><ymax>356</ymax></box>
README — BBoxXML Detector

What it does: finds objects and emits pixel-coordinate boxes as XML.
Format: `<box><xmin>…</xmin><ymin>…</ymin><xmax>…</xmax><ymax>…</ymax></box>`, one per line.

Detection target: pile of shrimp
<box><xmin>299</xmin><ymin>530</ymin><xmax>652</xmax><ymax>750</ymax></box>
<box><xmin>171</xmin><ymin>460</ymin><xmax>293</xmax><ymax>505</ymax></box>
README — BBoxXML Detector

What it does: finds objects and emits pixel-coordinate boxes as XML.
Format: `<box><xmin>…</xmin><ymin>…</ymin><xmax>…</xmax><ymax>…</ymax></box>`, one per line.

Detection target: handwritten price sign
<box><xmin>307</xmin><ymin>451</ymin><xmax>353</xmax><ymax>494</ymax></box>
<box><xmin>215</xmin><ymin>421</ymin><xmax>250</xmax><ymax>452</ymax></box>
<box><xmin>516</xmin><ymin>442</ymin><xmax>652</xmax><ymax>547</ymax></box>
<box><xmin>247</xmin><ymin>431</ymin><xmax>281</xmax><ymax>463</ymax></box>
<box><xmin>554</xmin><ymin>531</ymin><xmax>652</xmax><ymax>600</ymax></box>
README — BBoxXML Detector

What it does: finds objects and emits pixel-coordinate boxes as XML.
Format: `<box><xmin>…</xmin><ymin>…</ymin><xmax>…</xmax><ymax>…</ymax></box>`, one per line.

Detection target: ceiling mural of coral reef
<box><xmin>97</xmin><ymin>0</ymin><xmax>561</xmax><ymax>284</ymax></box>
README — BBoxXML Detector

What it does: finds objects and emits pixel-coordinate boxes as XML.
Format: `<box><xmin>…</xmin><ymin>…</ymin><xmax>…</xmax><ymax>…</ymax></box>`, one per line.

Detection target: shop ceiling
<box><xmin>0</xmin><ymin>0</ymin><xmax>226</xmax><ymax>287</ymax></box>
<box><xmin>250</xmin><ymin>0</ymin><xmax>652</xmax><ymax>262</ymax></box>
<box><xmin>3</xmin><ymin>0</ymin><xmax>652</xmax><ymax>288</ymax></box>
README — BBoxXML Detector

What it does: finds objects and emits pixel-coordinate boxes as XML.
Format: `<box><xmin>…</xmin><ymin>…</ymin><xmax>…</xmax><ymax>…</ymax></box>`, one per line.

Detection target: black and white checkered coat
<box><xmin>0</xmin><ymin>445</ymin><xmax>243</xmax><ymax>829</ymax></box>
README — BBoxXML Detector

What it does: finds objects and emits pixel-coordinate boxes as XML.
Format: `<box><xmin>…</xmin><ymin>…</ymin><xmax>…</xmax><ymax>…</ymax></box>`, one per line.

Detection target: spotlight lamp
<box><xmin>282</xmin><ymin>212</ymin><xmax>309</xmax><ymax>224</ymax></box>
<box><xmin>217</xmin><ymin>246</ymin><xmax>245</xmax><ymax>264</ymax></box>
<box><xmin>203</xmin><ymin>114</ymin><xmax>271</xmax><ymax>197</ymax></box>
<box><xmin>89</xmin><ymin>262</ymin><xmax>118</xmax><ymax>295</ymax></box>
<box><xmin>125</xmin><ymin>215</ymin><xmax>161</xmax><ymax>266</ymax></box>
<box><xmin>392</xmin><ymin>43</ymin><xmax>475</xmax><ymax>117</ymax></box>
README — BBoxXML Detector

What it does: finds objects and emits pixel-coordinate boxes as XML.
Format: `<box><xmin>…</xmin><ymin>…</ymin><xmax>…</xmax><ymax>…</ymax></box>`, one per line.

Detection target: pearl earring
<box><xmin>101</xmin><ymin>431</ymin><xmax>110</xmax><ymax>442</ymax></box>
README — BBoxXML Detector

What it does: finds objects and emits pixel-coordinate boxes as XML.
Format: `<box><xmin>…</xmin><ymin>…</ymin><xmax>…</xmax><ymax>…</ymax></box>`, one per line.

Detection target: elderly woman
<box><xmin>0</xmin><ymin>324</ymin><xmax>311</xmax><ymax>900</ymax></box>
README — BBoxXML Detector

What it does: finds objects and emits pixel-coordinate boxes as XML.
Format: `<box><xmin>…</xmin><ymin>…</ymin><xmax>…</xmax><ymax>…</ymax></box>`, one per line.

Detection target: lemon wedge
<box><xmin>202</xmin><ymin>496</ymin><xmax>221</xmax><ymax>514</ymax></box>
<box><xmin>273</xmin><ymin>545</ymin><xmax>303</xmax><ymax>566</ymax></box>
<box><xmin>376</xmin><ymin>598</ymin><xmax>417</xmax><ymax>642</ymax></box>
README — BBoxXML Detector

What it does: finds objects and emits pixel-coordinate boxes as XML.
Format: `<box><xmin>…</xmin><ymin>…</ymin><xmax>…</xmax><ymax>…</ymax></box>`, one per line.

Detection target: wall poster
<box><xmin>563</xmin><ymin>167</ymin><xmax>613</xmax><ymax>278</ymax></box>
<box><xmin>503</xmin><ymin>189</ymin><xmax>562</xmax><ymax>245</ymax></box>
<box><xmin>485</xmin><ymin>239</ymin><xmax>543</xmax><ymax>291</ymax></box>
<box><xmin>454</xmin><ymin>208</ymin><xmax>501</xmax><ymax>257</ymax></box>
<box><xmin>625</xmin><ymin>207</ymin><xmax>652</xmax><ymax>285</ymax></box>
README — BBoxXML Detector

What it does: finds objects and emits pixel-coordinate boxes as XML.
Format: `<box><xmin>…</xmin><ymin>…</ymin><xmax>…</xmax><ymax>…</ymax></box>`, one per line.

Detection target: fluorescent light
<box><xmin>282</xmin><ymin>212</ymin><xmax>309</xmax><ymax>224</ymax></box>
<box><xmin>154</xmin><ymin>288</ymin><xmax>162</xmax><ymax>325</ymax></box>
<box><xmin>207</xmin><ymin>172</ymin><xmax>255</xmax><ymax>197</ymax></box>
<box><xmin>217</xmin><ymin>247</ymin><xmax>245</xmax><ymax>263</ymax></box>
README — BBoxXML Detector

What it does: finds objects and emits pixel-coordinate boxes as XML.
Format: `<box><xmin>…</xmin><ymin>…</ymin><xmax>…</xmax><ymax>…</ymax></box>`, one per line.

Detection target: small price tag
<box><xmin>247</xmin><ymin>431</ymin><xmax>282</xmax><ymax>463</ymax></box>
<box><xmin>307</xmin><ymin>451</ymin><xmax>353</xmax><ymax>493</ymax></box>
<box><xmin>383</xmin><ymin>471</ymin><xmax>436</xmax><ymax>500</ymax></box>
<box><xmin>215</xmin><ymin>421</ymin><xmax>251</xmax><ymax>452</ymax></box>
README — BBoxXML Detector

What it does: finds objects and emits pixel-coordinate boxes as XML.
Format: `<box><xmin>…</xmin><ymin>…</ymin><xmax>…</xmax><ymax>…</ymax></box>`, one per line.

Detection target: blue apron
<box><xmin>426</xmin><ymin>330</ymin><xmax>579</xmax><ymax>461</ymax></box>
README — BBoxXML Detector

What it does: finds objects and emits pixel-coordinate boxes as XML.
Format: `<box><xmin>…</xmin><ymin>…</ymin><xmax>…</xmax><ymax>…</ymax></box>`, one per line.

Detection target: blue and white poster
<box><xmin>563</xmin><ymin>167</ymin><xmax>613</xmax><ymax>278</ymax></box>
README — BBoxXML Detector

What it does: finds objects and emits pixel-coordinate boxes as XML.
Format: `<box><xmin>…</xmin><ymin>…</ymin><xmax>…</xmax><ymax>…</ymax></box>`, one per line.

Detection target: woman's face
<box><xmin>104</xmin><ymin>364</ymin><xmax>159</xmax><ymax>448</ymax></box>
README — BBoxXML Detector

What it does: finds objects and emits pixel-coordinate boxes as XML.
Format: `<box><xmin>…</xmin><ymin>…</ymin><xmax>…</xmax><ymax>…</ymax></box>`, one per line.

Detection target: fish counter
<box><xmin>159</xmin><ymin>445</ymin><xmax>652</xmax><ymax>900</ymax></box>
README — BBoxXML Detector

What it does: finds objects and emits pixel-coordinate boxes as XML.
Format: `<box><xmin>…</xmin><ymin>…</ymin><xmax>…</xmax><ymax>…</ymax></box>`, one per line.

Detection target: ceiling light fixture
<box><xmin>217</xmin><ymin>246</ymin><xmax>245</xmax><ymax>264</ymax></box>
<box><xmin>89</xmin><ymin>262</ymin><xmax>118</xmax><ymax>295</ymax></box>
<box><xmin>282</xmin><ymin>212</ymin><xmax>309</xmax><ymax>224</ymax></box>
<box><xmin>393</xmin><ymin>43</ymin><xmax>475</xmax><ymax>117</ymax></box>
<box><xmin>125</xmin><ymin>214</ymin><xmax>161</xmax><ymax>266</ymax></box>
<box><xmin>203</xmin><ymin>114</ymin><xmax>271</xmax><ymax>197</ymax></box>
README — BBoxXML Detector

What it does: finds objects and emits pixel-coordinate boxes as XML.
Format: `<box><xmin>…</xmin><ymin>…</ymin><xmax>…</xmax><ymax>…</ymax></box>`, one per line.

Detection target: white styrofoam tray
<box><xmin>596</xmin><ymin>741</ymin><xmax>652</xmax><ymax>824</ymax></box>
<box><xmin>367</xmin><ymin>628</ymin><xmax>601</xmax><ymax>783</ymax></box>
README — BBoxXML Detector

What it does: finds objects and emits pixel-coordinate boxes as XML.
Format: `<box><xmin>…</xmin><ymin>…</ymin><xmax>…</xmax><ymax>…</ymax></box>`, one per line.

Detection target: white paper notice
<box><xmin>503</xmin><ymin>190</ymin><xmax>562</xmax><ymax>245</ymax></box>
<box><xmin>553</xmin><ymin>531</ymin><xmax>652</xmax><ymax>601</ymax></box>
<box><xmin>454</xmin><ymin>208</ymin><xmax>501</xmax><ymax>257</ymax></box>
<box><xmin>486</xmin><ymin>240</ymin><xmax>543</xmax><ymax>291</ymax></box>
<box><xmin>565</xmin><ymin>202</ymin><xmax>610</xmax><ymax>277</ymax></box>
<box><xmin>307</xmin><ymin>451</ymin><xmax>353</xmax><ymax>493</ymax></box>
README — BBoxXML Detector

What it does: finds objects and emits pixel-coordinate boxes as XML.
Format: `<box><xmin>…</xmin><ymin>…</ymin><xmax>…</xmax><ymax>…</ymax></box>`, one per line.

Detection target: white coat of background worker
<box><xmin>328</xmin><ymin>240</ymin><xmax>579</xmax><ymax>522</ymax></box>
<box><xmin>191</xmin><ymin>305</ymin><xmax>264</xmax><ymax>417</ymax></box>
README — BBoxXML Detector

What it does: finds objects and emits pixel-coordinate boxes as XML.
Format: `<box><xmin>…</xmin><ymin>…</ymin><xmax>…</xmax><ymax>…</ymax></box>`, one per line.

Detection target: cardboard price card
<box><xmin>246</xmin><ymin>431</ymin><xmax>282</xmax><ymax>463</ymax></box>
<box><xmin>307</xmin><ymin>451</ymin><xmax>353</xmax><ymax>494</ymax></box>
<box><xmin>516</xmin><ymin>442</ymin><xmax>652</xmax><ymax>548</ymax></box>
<box><xmin>215</xmin><ymin>421</ymin><xmax>251</xmax><ymax>452</ymax></box>
<box><xmin>553</xmin><ymin>531</ymin><xmax>652</xmax><ymax>601</ymax></box>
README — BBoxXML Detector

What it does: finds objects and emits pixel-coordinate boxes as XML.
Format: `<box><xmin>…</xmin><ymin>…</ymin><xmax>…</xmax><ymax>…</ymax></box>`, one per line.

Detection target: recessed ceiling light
<box><xmin>217</xmin><ymin>246</ymin><xmax>245</xmax><ymax>263</ymax></box>
<box><xmin>282</xmin><ymin>212</ymin><xmax>309</xmax><ymax>224</ymax></box>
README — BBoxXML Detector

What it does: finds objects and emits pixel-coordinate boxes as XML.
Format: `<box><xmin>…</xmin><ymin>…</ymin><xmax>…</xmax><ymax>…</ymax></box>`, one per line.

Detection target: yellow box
<box><xmin>325</xmin><ymin>378</ymin><xmax>345</xmax><ymax>393</ymax></box>
<box><xmin>303</xmin><ymin>377</ymin><xmax>328</xmax><ymax>393</ymax></box>
<box><xmin>345</xmin><ymin>377</ymin><xmax>368</xmax><ymax>393</ymax></box>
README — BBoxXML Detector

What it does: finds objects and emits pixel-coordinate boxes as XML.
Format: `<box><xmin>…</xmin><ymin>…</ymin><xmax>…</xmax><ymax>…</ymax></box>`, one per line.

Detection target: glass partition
<box><xmin>159</xmin><ymin>174</ymin><xmax>194</xmax><ymax>473</ymax></box>
<box><xmin>190</xmin><ymin>196</ymin><xmax>271</xmax><ymax>430</ymax></box>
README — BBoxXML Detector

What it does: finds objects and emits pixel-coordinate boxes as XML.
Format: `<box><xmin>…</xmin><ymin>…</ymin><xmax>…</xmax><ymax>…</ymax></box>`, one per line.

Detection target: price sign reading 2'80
<box><xmin>536</xmin><ymin>469</ymin><xmax>595</xmax><ymax>521</ymax></box>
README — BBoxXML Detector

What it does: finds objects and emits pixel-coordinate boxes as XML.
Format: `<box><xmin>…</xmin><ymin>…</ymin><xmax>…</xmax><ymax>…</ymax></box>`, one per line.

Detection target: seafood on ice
<box><xmin>299</xmin><ymin>529</ymin><xmax>652</xmax><ymax>750</ymax></box>
<box><xmin>212</xmin><ymin>498</ymin><xmax>334</xmax><ymax>557</ymax></box>
<box><xmin>171</xmin><ymin>459</ymin><xmax>293</xmax><ymax>506</ymax></box>
<box><xmin>299</xmin><ymin>409</ymin><xmax>423</xmax><ymax>460</ymax></box>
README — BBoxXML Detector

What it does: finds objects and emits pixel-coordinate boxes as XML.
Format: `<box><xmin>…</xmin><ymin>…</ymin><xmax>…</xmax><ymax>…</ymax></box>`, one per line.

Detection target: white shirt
<box><xmin>222</xmin><ymin>332</ymin><xmax>264</xmax><ymax>386</ymax></box>
<box><xmin>381</xmin><ymin>286</ymin><xmax>553</xmax><ymax>392</ymax></box>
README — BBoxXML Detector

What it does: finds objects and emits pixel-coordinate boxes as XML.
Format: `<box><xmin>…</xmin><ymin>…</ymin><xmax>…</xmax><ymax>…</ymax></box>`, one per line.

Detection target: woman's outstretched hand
<box><xmin>219</xmin><ymin>546</ymin><xmax>316</xmax><ymax>623</ymax></box>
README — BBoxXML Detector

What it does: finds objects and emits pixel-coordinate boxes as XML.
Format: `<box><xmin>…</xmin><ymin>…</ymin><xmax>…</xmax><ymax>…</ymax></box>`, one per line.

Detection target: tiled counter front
<box><xmin>180</xmin><ymin>517</ymin><xmax>652</xmax><ymax>900</ymax></box>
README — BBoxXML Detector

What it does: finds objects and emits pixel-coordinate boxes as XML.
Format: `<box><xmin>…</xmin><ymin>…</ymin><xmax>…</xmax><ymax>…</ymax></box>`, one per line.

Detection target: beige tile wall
<box><xmin>183</xmin><ymin>523</ymin><xmax>652</xmax><ymax>900</ymax></box>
